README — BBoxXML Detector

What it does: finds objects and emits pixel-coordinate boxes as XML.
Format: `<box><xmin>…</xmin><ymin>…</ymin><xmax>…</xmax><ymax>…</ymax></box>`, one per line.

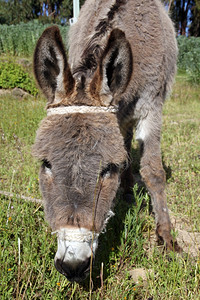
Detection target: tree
<box><xmin>161</xmin><ymin>0</ymin><xmax>200</xmax><ymax>36</ymax></box>
<box><xmin>189</xmin><ymin>0</ymin><xmax>200</xmax><ymax>36</ymax></box>
<box><xmin>0</xmin><ymin>0</ymin><xmax>41</xmax><ymax>24</ymax></box>
<box><xmin>0</xmin><ymin>0</ymin><xmax>85</xmax><ymax>25</ymax></box>
<box><xmin>59</xmin><ymin>0</ymin><xmax>85</xmax><ymax>20</ymax></box>
<box><xmin>170</xmin><ymin>0</ymin><xmax>194</xmax><ymax>35</ymax></box>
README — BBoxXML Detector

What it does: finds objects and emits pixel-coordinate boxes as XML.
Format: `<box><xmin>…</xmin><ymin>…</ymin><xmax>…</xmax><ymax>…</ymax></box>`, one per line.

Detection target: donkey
<box><xmin>33</xmin><ymin>0</ymin><xmax>181</xmax><ymax>282</ymax></box>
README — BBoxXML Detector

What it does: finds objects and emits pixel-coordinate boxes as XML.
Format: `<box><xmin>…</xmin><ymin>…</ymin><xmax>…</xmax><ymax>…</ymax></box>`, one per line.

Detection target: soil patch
<box><xmin>144</xmin><ymin>210</ymin><xmax>200</xmax><ymax>258</ymax></box>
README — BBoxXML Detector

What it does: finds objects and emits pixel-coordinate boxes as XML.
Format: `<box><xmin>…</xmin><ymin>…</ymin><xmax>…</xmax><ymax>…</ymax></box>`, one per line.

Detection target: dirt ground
<box><xmin>144</xmin><ymin>210</ymin><xmax>200</xmax><ymax>258</ymax></box>
<box><xmin>170</xmin><ymin>210</ymin><xmax>200</xmax><ymax>258</ymax></box>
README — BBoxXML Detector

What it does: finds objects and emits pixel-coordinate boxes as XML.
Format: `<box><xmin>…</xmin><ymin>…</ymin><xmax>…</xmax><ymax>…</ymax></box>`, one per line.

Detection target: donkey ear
<box><xmin>34</xmin><ymin>26</ymin><xmax>75</xmax><ymax>104</ymax></box>
<box><xmin>90</xmin><ymin>29</ymin><xmax>133</xmax><ymax>106</ymax></box>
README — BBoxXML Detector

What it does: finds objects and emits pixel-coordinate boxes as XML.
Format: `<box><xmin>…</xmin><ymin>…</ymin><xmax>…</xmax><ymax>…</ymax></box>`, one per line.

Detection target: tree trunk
<box><xmin>180</xmin><ymin>0</ymin><xmax>191</xmax><ymax>35</ymax></box>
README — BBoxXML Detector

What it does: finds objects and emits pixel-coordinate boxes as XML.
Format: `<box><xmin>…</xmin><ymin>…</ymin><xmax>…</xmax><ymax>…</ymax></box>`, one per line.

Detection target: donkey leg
<box><xmin>136</xmin><ymin>111</ymin><xmax>181</xmax><ymax>252</ymax></box>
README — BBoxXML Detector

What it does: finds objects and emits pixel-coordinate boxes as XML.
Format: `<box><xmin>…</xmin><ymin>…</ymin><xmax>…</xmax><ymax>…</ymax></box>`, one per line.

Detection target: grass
<box><xmin>162</xmin><ymin>74</ymin><xmax>200</xmax><ymax>231</ymax></box>
<box><xmin>0</xmin><ymin>71</ymin><xmax>200</xmax><ymax>299</ymax></box>
<box><xmin>0</xmin><ymin>22</ymin><xmax>69</xmax><ymax>57</ymax></box>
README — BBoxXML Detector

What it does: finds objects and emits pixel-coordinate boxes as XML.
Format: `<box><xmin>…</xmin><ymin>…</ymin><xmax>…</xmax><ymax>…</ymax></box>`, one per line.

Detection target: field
<box><xmin>0</xmin><ymin>21</ymin><xmax>200</xmax><ymax>296</ymax></box>
<box><xmin>0</xmin><ymin>63</ymin><xmax>200</xmax><ymax>299</ymax></box>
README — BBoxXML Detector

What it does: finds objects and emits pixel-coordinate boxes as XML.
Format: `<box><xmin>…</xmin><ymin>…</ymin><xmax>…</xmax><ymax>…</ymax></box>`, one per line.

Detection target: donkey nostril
<box><xmin>54</xmin><ymin>259</ymin><xmax>72</xmax><ymax>279</ymax></box>
<box><xmin>79</xmin><ymin>257</ymin><xmax>91</xmax><ymax>275</ymax></box>
<box><xmin>54</xmin><ymin>257</ymin><xmax>92</xmax><ymax>282</ymax></box>
<box><xmin>67</xmin><ymin>246</ymin><xmax>75</xmax><ymax>256</ymax></box>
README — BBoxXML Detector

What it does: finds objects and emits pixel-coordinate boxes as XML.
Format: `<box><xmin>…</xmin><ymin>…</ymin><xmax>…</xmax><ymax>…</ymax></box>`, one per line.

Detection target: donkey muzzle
<box><xmin>53</xmin><ymin>228</ymin><xmax>98</xmax><ymax>282</ymax></box>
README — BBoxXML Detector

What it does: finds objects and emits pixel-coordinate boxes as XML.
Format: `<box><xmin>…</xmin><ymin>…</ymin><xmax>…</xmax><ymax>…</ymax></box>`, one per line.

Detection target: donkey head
<box><xmin>33</xmin><ymin>26</ymin><xmax>132</xmax><ymax>282</ymax></box>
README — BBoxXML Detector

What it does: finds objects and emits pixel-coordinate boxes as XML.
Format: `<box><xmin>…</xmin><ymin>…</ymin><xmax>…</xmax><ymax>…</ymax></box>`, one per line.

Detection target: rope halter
<box><xmin>47</xmin><ymin>105</ymin><xmax>118</xmax><ymax>116</ymax></box>
<box><xmin>52</xmin><ymin>228</ymin><xmax>99</xmax><ymax>243</ymax></box>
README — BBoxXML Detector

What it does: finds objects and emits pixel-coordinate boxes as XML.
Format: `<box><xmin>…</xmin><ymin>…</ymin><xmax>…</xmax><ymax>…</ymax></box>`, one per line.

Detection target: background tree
<box><xmin>170</xmin><ymin>0</ymin><xmax>194</xmax><ymax>35</ymax></box>
<box><xmin>0</xmin><ymin>0</ymin><xmax>86</xmax><ymax>25</ymax></box>
<box><xmin>0</xmin><ymin>0</ymin><xmax>41</xmax><ymax>24</ymax></box>
<box><xmin>0</xmin><ymin>0</ymin><xmax>200</xmax><ymax>35</ymax></box>
<box><xmin>161</xmin><ymin>0</ymin><xmax>200</xmax><ymax>36</ymax></box>
<box><xmin>189</xmin><ymin>0</ymin><xmax>200</xmax><ymax>36</ymax></box>
<box><xmin>59</xmin><ymin>0</ymin><xmax>85</xmax><ymax>22</ymax></box>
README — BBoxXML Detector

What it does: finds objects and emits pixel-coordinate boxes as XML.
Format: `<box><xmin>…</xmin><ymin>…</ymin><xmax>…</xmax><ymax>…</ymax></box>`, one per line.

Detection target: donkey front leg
<box><xmin>136</xmin><ymin>110</ymin><xmax>181</xmax><ymax>252</ymax></box>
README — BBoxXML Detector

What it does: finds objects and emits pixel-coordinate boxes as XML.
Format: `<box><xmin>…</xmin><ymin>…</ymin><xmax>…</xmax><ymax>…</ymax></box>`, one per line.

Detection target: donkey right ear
<box><xmin>89</xmin><ymin>29</ymin><xmax>133</xmax><ymax>106</ymax></box>
<box><xmin>34</xmin><ymin>26</ymin><xmax>75</xmax><ymax>104</ymax></box>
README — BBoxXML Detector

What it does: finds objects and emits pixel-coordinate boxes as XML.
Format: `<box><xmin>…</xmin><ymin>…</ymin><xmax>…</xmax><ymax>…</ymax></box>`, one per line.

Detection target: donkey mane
<box><xmin>73</xmin><ymin>0</ymin><xmax>127</xmax><ymax>77</ymax></box>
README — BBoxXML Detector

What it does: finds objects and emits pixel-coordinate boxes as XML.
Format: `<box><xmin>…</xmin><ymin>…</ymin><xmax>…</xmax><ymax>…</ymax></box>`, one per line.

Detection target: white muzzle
<box><xmin>53</xmin><ymin>228</ymin><xmax>99</xmax><ymax>269</ymax></box>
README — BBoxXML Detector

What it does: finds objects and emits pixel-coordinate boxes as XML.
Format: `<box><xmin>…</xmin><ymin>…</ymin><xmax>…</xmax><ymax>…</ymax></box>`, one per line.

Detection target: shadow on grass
<box><xmin>162</xmin><ymin>158</ymin><xmax>172</xmax><ymax>182</ymax></box>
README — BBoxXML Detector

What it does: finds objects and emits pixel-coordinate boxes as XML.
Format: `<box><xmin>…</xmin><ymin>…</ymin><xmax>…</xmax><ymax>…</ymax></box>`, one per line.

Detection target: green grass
<box><xmin>162</xmin><ymin>74</ymin><xmax>200</xmax><ymax>231</ymax></box>
<box><xmin>0</xmin><ymin>72</ymin><xmax>200</xmax><ymax>299</ymax></box>
<box><xmin>0</xmin><ymin>22</ymin><xmax>69</xmax><ymax>57</ymax></box>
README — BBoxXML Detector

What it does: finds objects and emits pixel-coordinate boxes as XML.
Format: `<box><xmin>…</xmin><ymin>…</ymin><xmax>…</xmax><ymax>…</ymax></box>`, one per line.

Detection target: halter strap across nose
<box><xmin>52</xmin><ymin>228</ymin><xmax>99</xmax><ymax>242</ymax></box>
<box><xmin>54</xmin><ymin>228</ymin><xmax>99</xmax><ymax>272</ymax></box>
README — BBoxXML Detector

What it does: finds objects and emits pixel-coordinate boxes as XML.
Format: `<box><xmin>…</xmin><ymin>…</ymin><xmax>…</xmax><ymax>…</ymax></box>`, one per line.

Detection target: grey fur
<box><xmin>33</xmin><ymin>0</ymin><xmax>181</xmax><ymax>281</ymax></box>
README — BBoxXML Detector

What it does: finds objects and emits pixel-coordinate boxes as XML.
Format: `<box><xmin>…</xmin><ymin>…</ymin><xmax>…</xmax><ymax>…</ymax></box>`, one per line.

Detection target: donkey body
<box><xmin>33</xmin><ymin>0</ymin><xmax>181</xmax><ymax>282</ymax></box>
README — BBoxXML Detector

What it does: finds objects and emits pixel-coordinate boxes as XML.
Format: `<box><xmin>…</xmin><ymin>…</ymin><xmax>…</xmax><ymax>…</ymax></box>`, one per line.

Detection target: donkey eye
<box><xmin>101</xmin><ymin>164</ymin><xmax>119</xmax><ymax>178</ymax></box>
<box><xmin>42</xmin><ymin>159</ymin><xmax>52</xmax><ymax>169</ymax></box>
<box><xmin>42</xmin><ymin>160</ymin><xmax>52</xmax><ymax>176</ymax></box>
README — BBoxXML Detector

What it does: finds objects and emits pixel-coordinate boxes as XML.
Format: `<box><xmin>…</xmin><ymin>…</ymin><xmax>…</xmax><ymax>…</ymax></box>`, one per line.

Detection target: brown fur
<box><xmin>32</xmin><ymin>113</ymin><xmax>127</xmax><ymax>232</ymax></box>
<box><xmin>33</xmin><ymin>0</ymin><xmax>182</xmax><ymax>262</ymax></box>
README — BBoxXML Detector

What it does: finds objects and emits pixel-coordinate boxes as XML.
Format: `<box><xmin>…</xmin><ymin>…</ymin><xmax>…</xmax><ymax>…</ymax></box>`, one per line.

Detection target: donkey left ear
<box><xmin>90</xmin><ymin>29</ymin><xmax>133</xmax><ymax>106</ymax></box>
<box><xmin>34</xmin><ymin>26</ymin><xmax>75</xmax><ymax>105</ymax></box>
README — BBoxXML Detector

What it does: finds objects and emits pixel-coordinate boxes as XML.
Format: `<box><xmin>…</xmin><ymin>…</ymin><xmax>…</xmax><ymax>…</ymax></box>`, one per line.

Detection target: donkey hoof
<box><xmin>156</xmin><ymin>228</ymin><xmax>182</xmax><ymax>253</ymax></box>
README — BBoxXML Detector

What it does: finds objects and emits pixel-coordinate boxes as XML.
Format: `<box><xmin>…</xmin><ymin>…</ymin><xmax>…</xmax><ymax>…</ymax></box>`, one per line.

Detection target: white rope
<box><xmin>47</xmin><ymin>105</ymin><xmax>117</xmax><ymax>116</ymax></box>
<box><xmin>51</xmin><ymin>228</ymin><xmax>99</xmax><ymax>242</ymax></box>
<box><xmin>52</xmin><ymin>209</ymin><xmax>114</xmax><ymax>242</ymax></box>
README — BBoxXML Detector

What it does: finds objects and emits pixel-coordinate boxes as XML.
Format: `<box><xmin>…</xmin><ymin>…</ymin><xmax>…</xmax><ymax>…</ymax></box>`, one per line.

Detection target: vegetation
<box><xmin>0</xmin><ymin>21</ymin><xmax>69</xmax><ymax>56</ymax></box>
<box><xmin>0</xmin><ymin>21</ymin><xmax>199</xmax><ymax>93</ymax></box>
<box><xmin>177</xmin><ymin>35</ymin><xmax>200</xmax><ymax>83</ymax></box>
<box><xmin>0</xmin><ymin>72</ymin><xmax>199</xmax><ymax>299</ymax></box>
<box><xmin>162</xmin><ymin>0</ymin><xmax>200</xmax><ymax>36</ymax></box>
<box><xmin>0</xmin><ymin>1</ymin><xmax>200</xmax><ymax>36</ymax></box>
<box><xmin>0</xmin><ymin>0</ymin><xmax>85</xmax><ymax>25</ymax></box>
<box><xmin>0</xmin><ymin>2</ymin><xmax>199</xmax><ymax>297</ymax></box>
<box><xmin>0</xmin><ymin>61</ymin><xmax>38</xmax><ymax>96</ymax></box>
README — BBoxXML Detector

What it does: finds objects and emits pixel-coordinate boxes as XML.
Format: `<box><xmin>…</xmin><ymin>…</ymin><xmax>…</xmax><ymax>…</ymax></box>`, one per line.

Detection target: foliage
<box><xmin>171</xmin><ymin>0</ymin><xmax>194</xmax><ymax>35</ymax></box>
<box><xmin>161</xmin><ymin>0</ymin><xmax>200</xmax><ymax>36</ymax></box>
<box><xmin>0</xmin><ymin>61</ymin><xmax>38</xmax><ymax>95</ymax></box>
<box><xmin>0</xmin><ymin>0</ymin><xmax>85</xmax><ymax>25</ymax></box>
<box><xmin>0</xmin><ymin>0</ymin><xmax>38</xmax><ymax>24</ymax></box>
<box><xmin>189</xmin><ymin>0</ymin><xmax>200</xmax><ymax>36</ymax></box>
<box><xmin>177</xmin><ymin>35</ymin><xmax>200</xmax><ymax>83</ymax></box>
<box><xmin>58</xmin><ymin>0</ymin><xmax>85</xmax><ymax>21</ymax></box>
<box><xmin>0</xmin><ymin>21</ymin><xmax>69</xmax><ymax>56</ymax></box>
<box><xmin>1</xmin><ymin>0</ymin><xmax>200</xmax><ymax>36</ymax></box>
<box><xmin>1</xmin><ymin>21</ymin><xmax>200</xmax><ymax>85</ymax></box>
<box><xmin>1</xmin><ymin>0</ymin><xmax>200</xmax><ymax>37</ymax></box>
